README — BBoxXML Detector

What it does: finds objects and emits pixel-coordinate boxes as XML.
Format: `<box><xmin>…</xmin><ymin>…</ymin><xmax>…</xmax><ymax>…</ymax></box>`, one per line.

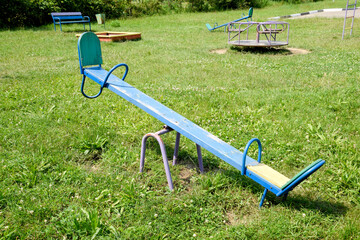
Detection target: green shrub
<box><xmin>0</xmin><ymin>0</ymin><xmax>295</xmax><ymax>28</ymax></box>
<box><xmin>185</xmin><ymin>0</ymin><xmax>268</xmax><ymax>12</ymax></box>
<box><xmin>0</xmin><ymin>0</ymin><xmax>130</xmax><ymax>28</ymax></box>
<box><xmin>271</xmin><ymin>0</ymin><xmax>322</xmax><ymax>3</ymax></box>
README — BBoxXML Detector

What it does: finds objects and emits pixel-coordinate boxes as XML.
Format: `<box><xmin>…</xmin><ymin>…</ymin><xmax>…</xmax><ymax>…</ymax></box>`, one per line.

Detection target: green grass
<box><xmin>1</xmin><ymin>0</ymin><xmax>360</xmax><ymax>238</ymax></box>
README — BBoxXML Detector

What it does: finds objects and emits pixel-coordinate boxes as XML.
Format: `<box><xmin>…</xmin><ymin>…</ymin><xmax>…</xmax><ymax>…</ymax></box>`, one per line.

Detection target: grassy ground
<box><xmin>1</xmin><ymin>0</ymin><xmax>360</xmax><ymax>238</ymax></box>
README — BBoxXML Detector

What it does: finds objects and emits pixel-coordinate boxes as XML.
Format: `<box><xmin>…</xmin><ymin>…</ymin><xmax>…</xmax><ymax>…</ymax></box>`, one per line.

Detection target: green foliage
<box><xmin>272</xmin><ymin>0</ymin><xmax>322</xmax><ymax>3</ymax></box>
<box><xmin>52</xmin><ymin>207</ymin><xmax>108</xmax><ymax>238</ymax></box>
<box><xmin>186</xmin><ymin>0</ymin><xmax>268</xmax><ymax>11</ymax></box>
<box><xmin>75</xmin><ymin>136</ymin><xmax>108</xmax><ymax>162</ymax></box>
<box><xmin>0</xmin><ymin>0</ymin><xmax>131</xmax><ymax>28</ymax></box>
<box><xmin>0</xmin><ymin>0</ymin><xmax>267</xmax><ymax>28</ymax></box>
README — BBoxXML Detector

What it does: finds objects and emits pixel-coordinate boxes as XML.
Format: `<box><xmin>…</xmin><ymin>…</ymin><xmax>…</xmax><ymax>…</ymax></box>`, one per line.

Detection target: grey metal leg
<box><xmin>196</xmin><ymin>144</ymin><xmax>204</xmax><ymax>173</ymax></box>
<box><xmin>139</xmin><ymin>126</ymin><xmax>174</xmax><ymax>190</ymax></box>
<box><xmin>172</xmin><ymin>132</ymin><xmax>181</xmax><ymax>166</ymax></box>
<box><xmin>139</xmin><ymin>126</ymin><xmax>205</xmax><ymax>190</ymax></box>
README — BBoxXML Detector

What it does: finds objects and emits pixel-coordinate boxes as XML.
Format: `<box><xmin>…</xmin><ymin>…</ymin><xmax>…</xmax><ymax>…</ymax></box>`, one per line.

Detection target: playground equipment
<box><xmin>342</xmin><ymin>0</ymin><xmax>358</xmax><ymax>39</ymax></box>
<box><xmin>228</xmin><ymin>21</ymin><xmax>289</xmax><ymax>47</ymax></box>
<box><xmin>76</xmin><ymin>31</ymin><xmax>141</xmax><ymax>42</ymax></box>
<box><xmin>77</xmin><ymin>32</ymin><xmax>325</xmax><ymax>208</ymax></box>
<box><xmin>206</xmin><ymin>7</ymin><xmax>253</xmax><ymax>31</ymax></box>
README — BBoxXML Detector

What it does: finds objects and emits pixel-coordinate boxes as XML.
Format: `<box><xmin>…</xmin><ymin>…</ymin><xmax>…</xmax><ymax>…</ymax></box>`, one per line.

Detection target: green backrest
<box><xmin>248</xmin><ymin>7</ymin><xmax>253</xmax><ymax>17</ymax></box>
<box><xmin>78</xmin><ymin>32</ymin><xmax>103</xmax><ymax>67</ymax></box>
<box><xmin>281</xmin><ymin>159</ymin><xmax>323</xmax><ymax>189</ymax></box>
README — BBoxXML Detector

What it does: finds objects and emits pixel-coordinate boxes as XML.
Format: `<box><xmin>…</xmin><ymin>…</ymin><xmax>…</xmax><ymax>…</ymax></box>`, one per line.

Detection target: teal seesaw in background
<box><xmin>77</xmin><ymin>32</ymin><xmax>325</xmax><ymax>208</ymax></box>
<box><xmin>206</xmin><ymin>7</ymin><xmax>253</xmax><ymax>31</ymax></box>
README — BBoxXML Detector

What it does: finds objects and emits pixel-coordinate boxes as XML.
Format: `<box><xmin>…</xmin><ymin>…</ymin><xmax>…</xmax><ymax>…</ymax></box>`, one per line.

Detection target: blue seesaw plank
<box><xmin>84</xmin><ymin>66</ymin><xmax>259</xmax><ymax>171</ymax></box>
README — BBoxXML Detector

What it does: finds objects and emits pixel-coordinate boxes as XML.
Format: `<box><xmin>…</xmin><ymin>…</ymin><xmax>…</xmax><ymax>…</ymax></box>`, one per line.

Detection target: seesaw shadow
<box><xmin>280</xmin><ymin>195</ymin><xmax>348</xmax><ymax>216</ymax></box>
<box><xmin>221</xmin><ymin>168</ymin><xmax>348</xmax><ymax>216</ymax></box>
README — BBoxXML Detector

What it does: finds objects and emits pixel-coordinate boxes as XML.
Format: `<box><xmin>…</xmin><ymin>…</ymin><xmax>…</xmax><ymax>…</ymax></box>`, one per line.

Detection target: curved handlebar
<box><xmin>241</xmin><ymin>138</ymin><xmax>262</xmax><ymax>175</ymax></box>
<box><xmin>103</xmin><ymin>63</ymin><xmax>129</xmax><ymax>87</ymax></box>
<box><xmin>81</xmin><ymin>63</ymin><xmax>129</xmax><ymax>99</ymax></box>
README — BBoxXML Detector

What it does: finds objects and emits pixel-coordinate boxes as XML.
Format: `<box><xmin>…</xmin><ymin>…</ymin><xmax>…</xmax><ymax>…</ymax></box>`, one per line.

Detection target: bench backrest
<box><xmin>78</xmin><ymin>32</ymin><xmax>103</xmax><ymax>70</ymax></box>
<box><xmin>51</xmin><ymin>12</ymin><xmax>83</xmax><ymax>20</ymax></box>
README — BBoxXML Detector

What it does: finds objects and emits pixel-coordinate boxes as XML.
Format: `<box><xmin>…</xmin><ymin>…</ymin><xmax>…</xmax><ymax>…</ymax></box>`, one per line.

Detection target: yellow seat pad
<box><xmin>247</xmin><ymin>164</ymin><xmax>290</xmax><ymax>188</ymax></box>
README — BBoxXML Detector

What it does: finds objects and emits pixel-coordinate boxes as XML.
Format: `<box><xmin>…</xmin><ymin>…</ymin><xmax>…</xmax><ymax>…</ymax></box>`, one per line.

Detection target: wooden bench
<box><xmin>77</xmin><ymin>32</ymin><xmax>325</xmax><ymax>208</ymax></box>
<box><xmin>51</xmin><ymin>12</ymin><xmax>91</xmax><ymax>31</ymax></box>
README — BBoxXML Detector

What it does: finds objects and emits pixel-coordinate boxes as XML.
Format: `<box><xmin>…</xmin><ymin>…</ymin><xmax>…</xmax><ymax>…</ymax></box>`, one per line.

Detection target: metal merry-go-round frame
<box><xmin>227</xmin><ymin>21</ymin><xmax>290</xmax><ymax>47</ymax></box>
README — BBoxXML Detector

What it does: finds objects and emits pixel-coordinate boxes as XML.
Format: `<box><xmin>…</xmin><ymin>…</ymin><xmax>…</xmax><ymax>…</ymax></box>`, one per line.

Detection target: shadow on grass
<box><xmin>222</xmin><ymin>168</ymin><xmax>348</xmax><ymax>216</ymax></box>
<box><xmin>282</xmin><ymin>195</ymin><xmax>348</xmax><ymax>216</ymax></box>
<box><xmin>230</xmin><ymin>45</ymin><xmax>292</xmax><ymax>55</ymax></box>
<box><xmin>142</xmin><ymin>137</ymin><xmax>347</xmax><ymax>216</ymax></box>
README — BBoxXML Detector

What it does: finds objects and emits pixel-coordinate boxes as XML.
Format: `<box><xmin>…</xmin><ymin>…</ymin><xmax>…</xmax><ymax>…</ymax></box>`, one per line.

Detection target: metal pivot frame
<box><xmin>342</xmin><ymin>0</ymin><xmax>358</xmax><ymax>40</ymax></box>
<box><xmin>139</xmin><ymin>126</ymin><xmax>204</xmax><ymax>190</ymax></box>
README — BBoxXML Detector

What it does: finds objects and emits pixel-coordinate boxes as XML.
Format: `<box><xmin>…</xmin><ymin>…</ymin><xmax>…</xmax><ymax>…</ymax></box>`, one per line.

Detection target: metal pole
<box><xmin>343</xmin><ymin>0</ymin><xmax>350</xmax><ymax>39</ymax></box>
<box><xmin>172</xmin><ymin>132</ymin><xmax>181</xmax><ymax>165</ymax></box>
<box><xmin>139</xmin><ymin>126</ymin><xmax>174</xmax><ymax>190</ymax></box>
<box><xmin>196</xmin><ymin>144</ymin><xmax>204</xmax><ymax>173</ymax></box>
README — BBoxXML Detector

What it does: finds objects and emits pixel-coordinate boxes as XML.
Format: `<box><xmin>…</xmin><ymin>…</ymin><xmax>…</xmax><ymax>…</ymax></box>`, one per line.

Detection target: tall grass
<box><xmin>1</xmin><ymin>0</ymin><xmax>359</xmax><ymax>238</ymax></box>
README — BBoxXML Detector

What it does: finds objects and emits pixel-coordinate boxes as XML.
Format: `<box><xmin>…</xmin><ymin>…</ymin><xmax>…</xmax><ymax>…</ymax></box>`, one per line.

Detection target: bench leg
<box><xmin>139</xmin><ymin>126</ymin><xmax>174</xmax><ymax>190</ymax></box>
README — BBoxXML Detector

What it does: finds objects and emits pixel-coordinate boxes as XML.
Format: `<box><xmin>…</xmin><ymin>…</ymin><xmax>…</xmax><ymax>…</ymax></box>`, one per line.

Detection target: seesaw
<box><xmin>206</xmin><ymin>7</ymin><xmax>253</xmax><ymax>31</ymax></box>
<box><xmin>77</xmin><ymin>32</ymin><xmax>325</xmax><ymax>208</ymax></box>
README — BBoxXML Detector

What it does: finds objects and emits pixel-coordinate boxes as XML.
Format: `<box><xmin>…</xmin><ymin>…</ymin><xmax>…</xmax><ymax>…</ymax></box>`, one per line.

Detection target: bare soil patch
<box><xmin>288</xmin><ymin>47</ymin><xmax>311</xmax><ymax>55</ymax></box>
<box><xmin>179</xmin><ymin>168</ymin><xmax>193</xmax><ymax>180</ymax></box>
<box><xmin>210</xmin><ymin>48</ymin><xmax>227</xmax><ymax>54</ymax></box>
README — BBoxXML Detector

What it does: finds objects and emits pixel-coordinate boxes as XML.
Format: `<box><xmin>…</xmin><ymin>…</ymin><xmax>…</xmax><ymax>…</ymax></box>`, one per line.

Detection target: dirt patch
<box><xmin>226</xmin><ymin>210</ymin><xmax>259</xmax><ymax>226</ymax></box>
<box><xmin>226</xmin><ymin>211</ymin><xmax>240</xmax><ymax>226</ymax></box>
<box><xmin>179</xmin><ymin>168</ymin><xmax>193</xmax><ymax>180</ymax></box>
<box><xmin>210</xmin><ymin>48</ymin><xmax>228</xmax><ymax>54</ymax></box>
<box><xmin>82</xmin><ymin>163</ymin><xmax>102</xmax><ymax>173</ymax></box>
<box><xmin>288</xmin><ymin>47</ymin><xmax>311</xmax><ymax>55</ymax></box>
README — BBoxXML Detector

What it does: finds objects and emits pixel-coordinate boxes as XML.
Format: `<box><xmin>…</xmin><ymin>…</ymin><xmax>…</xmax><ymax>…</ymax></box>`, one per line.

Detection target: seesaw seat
<box><xmin>248</xmin><ymin>159</ymin><xmax>323</xmax><ymax>189</ymax></box>
<box><xmin>77</xmin><ymin>32</ymin><xmax>325</xmax><ymax>208</ymax></box>
<box><xmin>247</xmin><ymin>164</ymin><xmax>289</xmax><ymax>188</ymax></box>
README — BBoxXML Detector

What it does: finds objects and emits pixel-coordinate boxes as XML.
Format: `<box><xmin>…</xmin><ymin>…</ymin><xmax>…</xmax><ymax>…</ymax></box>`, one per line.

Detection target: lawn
<box><xmin>0</xmin><ymin>0</ymin><xmax>359</xmax><ymax>238</ymax></box>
